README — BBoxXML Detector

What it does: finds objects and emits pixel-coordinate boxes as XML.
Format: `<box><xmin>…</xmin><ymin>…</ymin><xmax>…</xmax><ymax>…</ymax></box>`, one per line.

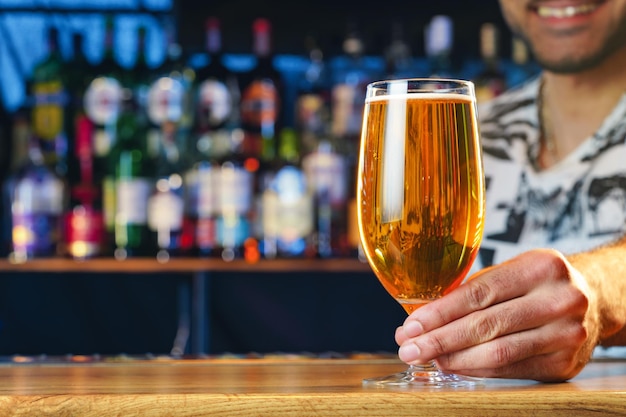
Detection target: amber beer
<box><xmin>357</xmin><ymin>92</ymin><xmax>485</xmax><ymax>314</ymax></box>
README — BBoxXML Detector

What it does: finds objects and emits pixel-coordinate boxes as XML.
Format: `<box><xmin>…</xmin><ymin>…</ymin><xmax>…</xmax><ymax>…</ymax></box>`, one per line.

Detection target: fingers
<box><xmin>397</xmin><ymin>249</ymin><xmax>580</xmax><ymax>345</ymax></box>
<box><xmin>436</xmin><ymin>317</ymin><xmax>588</xmax><ymax>381</ymax></box>
<box><xmin>397</xmin><ymin>254</ymin><xmax>537</xmax><ymax>344</ymax></box>
<box><xmin>394</xmin><ymin>276</ymin><xmax>501</xmax><ymax>346</ymax></box>
<box><xmin>398</xmin><ymin>276</ymin><xmax>588</xmax><ymax>364</ymax></box>
<box><xmin>394</xmin><ymin>249</ymin><xmax>594</xmax><ymax>380</ymax></box>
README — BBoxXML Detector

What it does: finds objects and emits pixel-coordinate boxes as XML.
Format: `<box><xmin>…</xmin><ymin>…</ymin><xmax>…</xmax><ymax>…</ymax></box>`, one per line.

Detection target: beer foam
<box><xmin>366</xmin><ymin>92</ymin><xmax>475</xmax><ymax>104</ymax></box>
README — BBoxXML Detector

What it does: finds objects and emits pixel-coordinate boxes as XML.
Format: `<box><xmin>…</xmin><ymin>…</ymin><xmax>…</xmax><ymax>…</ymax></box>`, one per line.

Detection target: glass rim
<box><xmin>366</xmin><ymin>77</ymin><xmax>475</xmax><ymax>97</ymax></box>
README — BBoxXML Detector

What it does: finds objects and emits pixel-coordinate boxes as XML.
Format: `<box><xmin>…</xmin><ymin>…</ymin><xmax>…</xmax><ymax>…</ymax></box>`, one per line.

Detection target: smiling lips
<box><xmin>533</xmin><ymin>1</ymin><xmax>603</xmax><ymax>18</ymax></box>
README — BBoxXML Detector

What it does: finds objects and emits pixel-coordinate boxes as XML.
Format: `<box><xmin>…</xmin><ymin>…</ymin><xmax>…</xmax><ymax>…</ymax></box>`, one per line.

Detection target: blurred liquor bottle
<box><xmin>155</xmin><ymin>17</ymin><xmax>195</xmax><ymax>140</ymax></box>
<box><xmin>193</xmin><ymin>17</ymin><xmax>241</xmax><ymax>138</ymax></box>
<box><xmin>260</xmin><ymin>128</ymin><xmax>313</xmax><ymax>259</ymax></box>
<box><xmin>383</xmin><ymin>21</ymin><xmax>415</xmax><ymax>80</ymax></box>
<box><xmin>294</xmin><ymin>35</ymin><xmax>332</xmax><ymax>156</ymax></box>
<box><xmin>330</xmin><ymin>22</ymin><xmax>378</xmax><ymax>147</ymax></box>
<box><xmin>64</xmin><ymin>114</ymin><xmax>104</xmax><ymax>260</ymax></box>
<box><xmin>1</xmin><ymin>107</ymin><xmax>29</xmax><ymax>257</ymax></box>
<box><xmin>109</xmin><ymin>88</ymin><xmax>154</xmax><ymax>260</ymax></box>
<box><xmin>144</xmin><ymin>20</ymin><xmax>193</xmax><ymax>158</ymax></box>
<box><xmin>84</xmin><ymin>16</ymin><xmax>124</xmax><ymax>253</ymax></box>
<box><xmin>92</xmin><ymin>15</ymin><xmax>123</xmax><ymax>80</ymax></box>
<box><xmin>144</xmin><ymin>22</ymin><xmax>195</xmax><ymax>261</ymax></box>
<box><xmin>65</xmin><ymin>32</ymin><xmax>97</xmax><ymax>208</ymax></box>
<box><xmin>301</xmin><ymin>136</ymin><xmax>349</xmax><ymax>258</ymax></box>
<box><xmin>65</xmin><ymin>32</ymin><xmax>95</xmax><ymax>189</ymax></box>
<box><xmin>29</xmin><ymin>25</ymin><xmax>69</xmax><ymax>177</ymax></box>
<box><xmin>8</xmin><ymin>134</ymin><xmax>66</xmax><ymax>262</ymax></box>
<box><xmin>330</xmin><ymin>23</ymin><xmax>379</xmax><ymax>258</ymax></box>
<box><xmin>103</xmin><ymin>25</ymin><xmax>156</xmax><ymax>258</ymax></box>
<box><xmin>7</xmin><ymin>109</ymin><xmax>30</xmax><ymax>180</ymax></box>
<box><xmin>424</xmin><ymin>15</ymin><xmax>456</xmax><ymax>78</ymax></box>
<box><xmin>474</xmin><ymin>23</ymin><xmax>507</xmax><ymax>104</ymax></box>
<box><xmin>239</xmin><ymin>17</ymin><xmax>284</xmax><ymax>166</ymax></box>
<box><xmin>216</xmin><ymin>156</ymin><xmax>255</xmax><ymax>262</ymax></box>
<box><xmin>147</xmin><ymin>121</ymin><xmax>191</xmax><ymax>261</ymax></box>
<box><xmin>133</xmin><ymin>26</ymin><xmax>160</xmax><ymax>161</ymax></box>
<box><xmin>185</xmin><ymin>17</ymin><xmax>241</xmax><ymax>257</ymax></box>
<box><xmin>238</xmin><ymin>17</ymin><xmax>285</xmax><ymax>262</ymax></box>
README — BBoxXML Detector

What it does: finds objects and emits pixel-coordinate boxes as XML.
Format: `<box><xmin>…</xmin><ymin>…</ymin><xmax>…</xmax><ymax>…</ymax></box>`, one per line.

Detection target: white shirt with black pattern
<box><xmin>474</xmin><ymin>75</ymin><xmax>626</xmax><ymax>271</ymax></box>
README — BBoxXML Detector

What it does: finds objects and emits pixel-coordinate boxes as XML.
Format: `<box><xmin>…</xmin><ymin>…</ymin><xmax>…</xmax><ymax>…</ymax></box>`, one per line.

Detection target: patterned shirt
<box><xmin>475</xmin><ymin>76</ymin><xmax>626</xmax><ymax>270</ymax></box>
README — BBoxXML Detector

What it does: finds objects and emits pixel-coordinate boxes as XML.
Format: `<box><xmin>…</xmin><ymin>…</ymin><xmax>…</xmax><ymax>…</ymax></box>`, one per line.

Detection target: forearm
<box><xmin>567</xmin><ymin>238</ymin><xmax>626</xmax><ymax>347</ymax></box>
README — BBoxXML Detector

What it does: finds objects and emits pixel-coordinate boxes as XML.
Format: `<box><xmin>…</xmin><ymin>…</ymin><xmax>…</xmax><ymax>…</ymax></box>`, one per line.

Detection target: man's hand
<box><xmin>395</xmin><ymin>249</ymin><xmax>600</xmax><ymax>382</ymax></box>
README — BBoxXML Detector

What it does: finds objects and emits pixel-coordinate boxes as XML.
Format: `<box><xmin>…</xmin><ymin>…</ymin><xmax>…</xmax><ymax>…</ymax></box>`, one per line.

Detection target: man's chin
<box><xmin>534</xmin><ymin>51</ymin><xmax>612</xmax><ymax>74</ymax></box>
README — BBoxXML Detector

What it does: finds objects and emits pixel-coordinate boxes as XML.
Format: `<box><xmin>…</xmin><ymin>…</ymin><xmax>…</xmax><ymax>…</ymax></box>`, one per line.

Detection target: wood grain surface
<box><xmin>0</xmin><ymin>357</ymin><xmax>624</xmax><ymax>416</ymax></box>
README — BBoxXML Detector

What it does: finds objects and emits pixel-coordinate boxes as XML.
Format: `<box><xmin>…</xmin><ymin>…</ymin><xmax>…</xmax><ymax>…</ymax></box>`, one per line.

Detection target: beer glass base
<box><xmin>362</xmin><ymin>362</ymin><xmax>483</xmax><ymax>389</ymax></box>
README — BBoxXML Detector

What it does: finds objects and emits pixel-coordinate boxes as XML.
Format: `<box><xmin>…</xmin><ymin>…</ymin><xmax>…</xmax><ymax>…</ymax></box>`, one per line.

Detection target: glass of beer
<box><xmin>357</xmin><ymin>78</ymin><xmax>485</xmax><ymax>387</ymax></box>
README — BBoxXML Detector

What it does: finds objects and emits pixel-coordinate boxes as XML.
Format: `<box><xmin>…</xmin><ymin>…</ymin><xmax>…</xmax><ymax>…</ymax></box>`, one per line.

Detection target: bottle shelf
<box><xmin>0</xmin><ymin>257</ymin><xmax>372</xmax><ymax>274</ymax></box>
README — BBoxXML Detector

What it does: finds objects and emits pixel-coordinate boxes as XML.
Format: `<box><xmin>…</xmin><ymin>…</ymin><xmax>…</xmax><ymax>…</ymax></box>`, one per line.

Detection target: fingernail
<box><xmin>403</xmin><ymin>319</ymin><xmax>424</xmax><ymax>337</ymax></box>
<box><xmin>398</xmin><ymin>342</ymin><xmax>421</xmax><ymax>363</ymax></box>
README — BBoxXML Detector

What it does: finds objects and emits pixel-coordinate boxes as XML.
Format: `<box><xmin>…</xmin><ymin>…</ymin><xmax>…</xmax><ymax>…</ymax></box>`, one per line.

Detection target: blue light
<box><xmin>0</xmin><ymin>7</ymin><xmax>171</xmax><ymax>110</ymax></box>
<box><xmin>0</xmin><ymin>0</ymin><xmax>172</xmax><ymax>9</ymax></box>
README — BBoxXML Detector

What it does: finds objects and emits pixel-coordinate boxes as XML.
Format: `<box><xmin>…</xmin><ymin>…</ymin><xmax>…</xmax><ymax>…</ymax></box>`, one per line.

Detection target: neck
<box><xmin>538</xmin><ymin>45</ymin><xmax>626</xmax><ymax>168</ymax></box>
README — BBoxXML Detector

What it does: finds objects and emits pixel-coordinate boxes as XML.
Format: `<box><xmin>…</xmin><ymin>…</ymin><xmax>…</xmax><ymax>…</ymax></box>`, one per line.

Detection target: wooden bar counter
<box><xmin>0</xmin><ymin>355</ymin><xmax>625</xmax><ymax>416</ymax></box>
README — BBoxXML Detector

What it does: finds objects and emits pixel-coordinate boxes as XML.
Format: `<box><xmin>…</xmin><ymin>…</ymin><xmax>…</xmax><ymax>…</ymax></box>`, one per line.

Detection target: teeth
<box><xmin>537</xmin><ymin>3</ymin><xmax>599</xmax><ymax>17</ymax></box>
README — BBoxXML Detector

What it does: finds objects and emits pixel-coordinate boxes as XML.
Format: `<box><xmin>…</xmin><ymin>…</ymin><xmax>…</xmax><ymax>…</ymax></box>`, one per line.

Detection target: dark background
<box><xmin>175</xmin><ymin>0</ymin><xmax>507</xmax><ymax>58</ymax></box>
<box><xmin>0</xmin><ymin>270</ymin><xmax>407</xmax><ymax>356</ymax></box>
